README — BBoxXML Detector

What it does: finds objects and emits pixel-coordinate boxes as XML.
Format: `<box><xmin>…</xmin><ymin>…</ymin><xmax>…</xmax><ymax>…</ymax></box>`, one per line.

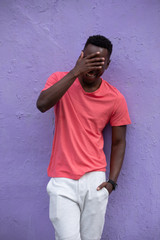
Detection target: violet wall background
<box><xmin>0</xmin><ymin>0</ymin><xmax>160</xmax><ymax>239</ymax></box>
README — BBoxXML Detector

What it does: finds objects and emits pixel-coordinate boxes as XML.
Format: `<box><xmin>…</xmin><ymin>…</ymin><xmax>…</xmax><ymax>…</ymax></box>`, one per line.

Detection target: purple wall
<box><xmin>1</xmin><ymin>1</ymin><xmax>160</xmax><ymax>239</ymax></box>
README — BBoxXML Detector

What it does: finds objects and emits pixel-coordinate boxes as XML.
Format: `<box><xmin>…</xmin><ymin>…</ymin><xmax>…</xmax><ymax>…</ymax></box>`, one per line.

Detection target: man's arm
<box><xmin>36</xmin><ymin>52</ymin><xmax>105</xmax><ymax>112</ymax></box>
<box><xmin>36</xmin><ymin>70</ymin><xmax>77</xmax><ymax>112</ymax></box>
<box><xmin>97</xmin><ymin>125</ymin><xmax>126</xmax><ymax>194</ymax></box>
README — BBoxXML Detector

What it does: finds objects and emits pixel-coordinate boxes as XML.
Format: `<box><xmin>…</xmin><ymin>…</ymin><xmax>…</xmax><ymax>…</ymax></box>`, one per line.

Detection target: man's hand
<box><xmin>97</xmin><ymin>181</ymin><xmax>113</xmax><ymax>195</ymax></box>
<box><xmin>72</xmin><ymin>51</ymin><xmax>105</xmax><ymax>77</ymax></box>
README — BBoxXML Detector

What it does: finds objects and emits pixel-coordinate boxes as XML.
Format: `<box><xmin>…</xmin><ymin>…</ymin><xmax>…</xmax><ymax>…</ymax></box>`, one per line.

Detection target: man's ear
<box><xmin>105</xmin><ymin>59</ymin><xmax>111</xmax><ymax>69</ymax></box>
<box><xmin>78</xmin><ymin>51</ymin><xmax>84</xmax><ymax>60</ymax></box>
<box><xmin>82</xmin><ymin>49</ymin><xmax>85</xmax><ymax>58</ymax></box>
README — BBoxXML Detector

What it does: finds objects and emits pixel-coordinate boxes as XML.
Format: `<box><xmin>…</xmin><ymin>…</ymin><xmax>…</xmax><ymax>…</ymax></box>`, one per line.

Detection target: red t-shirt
<box><xmin>42</xmin><ymin>72</ymin><xmax>131</xmax><ymax>180</ymax></box>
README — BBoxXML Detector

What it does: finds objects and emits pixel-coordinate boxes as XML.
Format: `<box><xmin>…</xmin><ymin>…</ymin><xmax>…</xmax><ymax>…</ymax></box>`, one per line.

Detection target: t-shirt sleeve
<box><xmin>41</xmin><ymin>72</ymin><xmax>59</xmax><ymax>91</ymax></box>
<box><xmin>110</xmin><ymin>93</ymin><xmax>131</xmax><ymax>126</ymax></box>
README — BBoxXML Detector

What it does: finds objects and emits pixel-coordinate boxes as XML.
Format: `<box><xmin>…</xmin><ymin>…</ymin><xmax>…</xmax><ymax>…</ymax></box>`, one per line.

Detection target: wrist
<box><xmin>70</xmin><ymin>68</ymin><xmax>80</xmax><ymax>78</ymax></box>
<box><xmin>107</xmin><ymin>179</ymin><xmax>118</xmax><ymax>190</ymax></box>
<box><xmin>105</xmin><ymin>182</ymin><xmax>114</xmax><ymax>194</ymax></box>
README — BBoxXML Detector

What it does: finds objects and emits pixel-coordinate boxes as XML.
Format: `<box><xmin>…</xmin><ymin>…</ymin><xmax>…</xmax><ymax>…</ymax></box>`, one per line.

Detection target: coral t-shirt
<box><xmin>42</xmin><ymin>72</ymin><xmax>131</xmax><ymax>180</ymax></box>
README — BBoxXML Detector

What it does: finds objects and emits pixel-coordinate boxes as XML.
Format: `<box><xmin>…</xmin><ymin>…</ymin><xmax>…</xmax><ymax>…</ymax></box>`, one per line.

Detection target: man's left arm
<box><xmin>97</xmin><ymin>125</ymin><xmax>126</xmax><ymax>194</ymax></box>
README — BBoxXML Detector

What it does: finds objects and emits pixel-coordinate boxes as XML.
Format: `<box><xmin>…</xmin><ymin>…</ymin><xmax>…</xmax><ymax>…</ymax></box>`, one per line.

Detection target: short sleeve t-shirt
<box><xmin>42</xmin><ymin>72</ymin><xmax>131</xmax><ymax>180</ymax></box>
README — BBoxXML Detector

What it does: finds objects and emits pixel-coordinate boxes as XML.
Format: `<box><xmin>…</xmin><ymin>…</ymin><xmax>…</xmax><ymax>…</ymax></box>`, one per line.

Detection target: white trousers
<box><xmin>47</xmin><ymin>171</ymin><xmax>109</xmax><ymax>240</ymax></box>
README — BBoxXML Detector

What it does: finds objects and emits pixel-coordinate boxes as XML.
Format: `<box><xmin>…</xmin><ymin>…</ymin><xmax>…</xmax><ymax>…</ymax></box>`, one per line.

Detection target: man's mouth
<box><xmin>86</xmin><ymin>71</ymin><xmax>97</xmax><ymax>78</ymax></box>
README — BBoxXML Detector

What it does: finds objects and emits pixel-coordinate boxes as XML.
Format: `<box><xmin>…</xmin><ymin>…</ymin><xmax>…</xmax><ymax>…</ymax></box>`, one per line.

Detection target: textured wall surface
<box><xmin>0</xmin><ymin>0</ymin><xmax>160</xmax><ymax>240</ymax></box>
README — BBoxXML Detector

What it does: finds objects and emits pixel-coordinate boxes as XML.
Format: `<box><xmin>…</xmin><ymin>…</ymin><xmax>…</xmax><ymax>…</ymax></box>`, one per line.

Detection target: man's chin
<box><xmin>83</xmin><ymin>76</ymin><xmax>97</xmax><ymax>85</ymax></box>
<box><xmin>83</xmin><ymin>73</ymin><xmax>101</xmax><ymax>83</ymax></box>
<box><xmin>83</xmin><ymin>77</ymin><xmax>101</xmax><ymax>87</ymax></box>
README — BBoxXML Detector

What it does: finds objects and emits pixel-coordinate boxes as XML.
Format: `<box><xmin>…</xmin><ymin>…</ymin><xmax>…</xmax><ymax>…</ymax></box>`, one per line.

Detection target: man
<box><xmin>37</xmin><ymin>35</ymin><xmax>131</xmax><ymax>240</ymax></box>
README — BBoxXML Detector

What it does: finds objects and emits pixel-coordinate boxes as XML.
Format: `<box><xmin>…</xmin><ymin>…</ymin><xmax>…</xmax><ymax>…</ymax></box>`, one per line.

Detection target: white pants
<box><xmin>46</xmin><ymin>171</ymin><xmax>109</xmax><ymax>240</ymax></box>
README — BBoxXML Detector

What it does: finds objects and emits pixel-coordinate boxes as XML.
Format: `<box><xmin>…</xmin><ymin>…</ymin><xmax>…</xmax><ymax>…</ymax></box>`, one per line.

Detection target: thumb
<box><xmin>97</xmin><ymin>182</ymin><xmax>106</xmax><ymax>191</ymax></box>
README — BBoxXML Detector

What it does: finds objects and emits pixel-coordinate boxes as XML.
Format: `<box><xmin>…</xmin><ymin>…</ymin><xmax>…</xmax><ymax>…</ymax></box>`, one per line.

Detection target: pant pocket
<box><xmin>102</xmin><ymin>186</ymin><xmax>109</xmax><ymax>197</ymax></box>
<box><xmin>49</xmin><ymin>195</ymin><xmax>60</xmax><ymax>223</ymax></box>
<box><xmin>46</xmin><ymin>178</ymin><xmax>52</xmax><ymax>194</ymax></box>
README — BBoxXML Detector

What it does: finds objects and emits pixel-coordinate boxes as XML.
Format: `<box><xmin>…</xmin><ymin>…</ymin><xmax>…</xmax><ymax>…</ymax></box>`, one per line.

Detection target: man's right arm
<box><xmin>36</xmin><ymin>51</ymin><xmax>105</xmax><ymax>112</ymax></box>
<box><xmin>36</xmin><ymin>70</ymin><xmax>77</xmax><ymax>112</ymax></box>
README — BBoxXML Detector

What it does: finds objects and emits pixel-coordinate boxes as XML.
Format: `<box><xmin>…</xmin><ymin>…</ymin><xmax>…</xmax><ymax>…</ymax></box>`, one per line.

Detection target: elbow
<box><xmin>36</xmin><ymin>99</ymin><xmax>46</xmax><ymax>113</ymax></box>
<box><xmin>36</xmin><ymin>91</ymin><xmax>56</xmax><ymax>112</ymax></box>
<box><xmin>112</xmin><ymin>139</ymin><xmax>126</xmax><ymax>148</ymax></box>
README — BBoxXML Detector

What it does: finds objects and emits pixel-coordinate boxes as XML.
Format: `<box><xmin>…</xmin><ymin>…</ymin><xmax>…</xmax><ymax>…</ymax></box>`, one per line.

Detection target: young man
<box><xmin>37</xmin><ymin>35</ymin><xmax>131</xmax><ymax>240</ymax></box>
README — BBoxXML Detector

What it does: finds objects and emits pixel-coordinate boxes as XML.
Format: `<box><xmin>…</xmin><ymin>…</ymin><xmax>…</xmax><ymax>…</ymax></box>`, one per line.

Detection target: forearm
<box><xmin>97</xmin><ymin>125</ymin><xmax>127</xmax><ymax>194</ymax></box>
<box><xmin>36</xmin><ymin>69</ymin><xmax>77</xmax><ymax>112</ymax></box>
<box><xmin>109</xmin><ymin>140</ymin><xmax>126</xmax><ymax>182</ymax></box>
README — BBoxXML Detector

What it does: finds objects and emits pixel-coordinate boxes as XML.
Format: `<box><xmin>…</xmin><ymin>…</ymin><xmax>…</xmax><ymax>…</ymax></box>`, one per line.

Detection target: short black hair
<box><xmin>84</xmin><ymin>35</ymin><xmax>113</xmax><ymax>56</ymax></box>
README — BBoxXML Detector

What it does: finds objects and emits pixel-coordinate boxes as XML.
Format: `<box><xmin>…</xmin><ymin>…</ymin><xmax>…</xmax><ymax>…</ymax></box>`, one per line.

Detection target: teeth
<box><xmin>87</xmin><ymin>73</ymin><xmax>95</xmax><ymax>77</ymax></box>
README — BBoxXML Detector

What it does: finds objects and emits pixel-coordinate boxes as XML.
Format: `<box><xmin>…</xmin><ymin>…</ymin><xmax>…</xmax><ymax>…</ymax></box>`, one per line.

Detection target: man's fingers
<box><xmin>97</xmin><ymin>182</ymin><xmax>107</xmax><ymax>191</ymax></box>
<box><xmin>87</xmin><ymin>57</ymin><xmax>105</xmax><ymax>63</ymax></box>
<box><xmin>86</xmin><ymin>51</ymin><xmax>101</xmax><ymax>59</ymax></box>
<box><xmin>87</xmin><ymin>61</ymin><xmax>104</xmax><ymax>66</ymax></box>
<box><xmin>85</xmin><ymin>66</ymin><xmax>103</xmax><ymax>72</ymax></box>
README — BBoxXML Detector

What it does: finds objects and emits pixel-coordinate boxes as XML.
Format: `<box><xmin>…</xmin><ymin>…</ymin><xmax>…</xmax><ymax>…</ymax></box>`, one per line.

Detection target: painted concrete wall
<box><xmin>0</xmin><ymin>0</ymin><xmax>160</xmax><ymax>239</ymax></box>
